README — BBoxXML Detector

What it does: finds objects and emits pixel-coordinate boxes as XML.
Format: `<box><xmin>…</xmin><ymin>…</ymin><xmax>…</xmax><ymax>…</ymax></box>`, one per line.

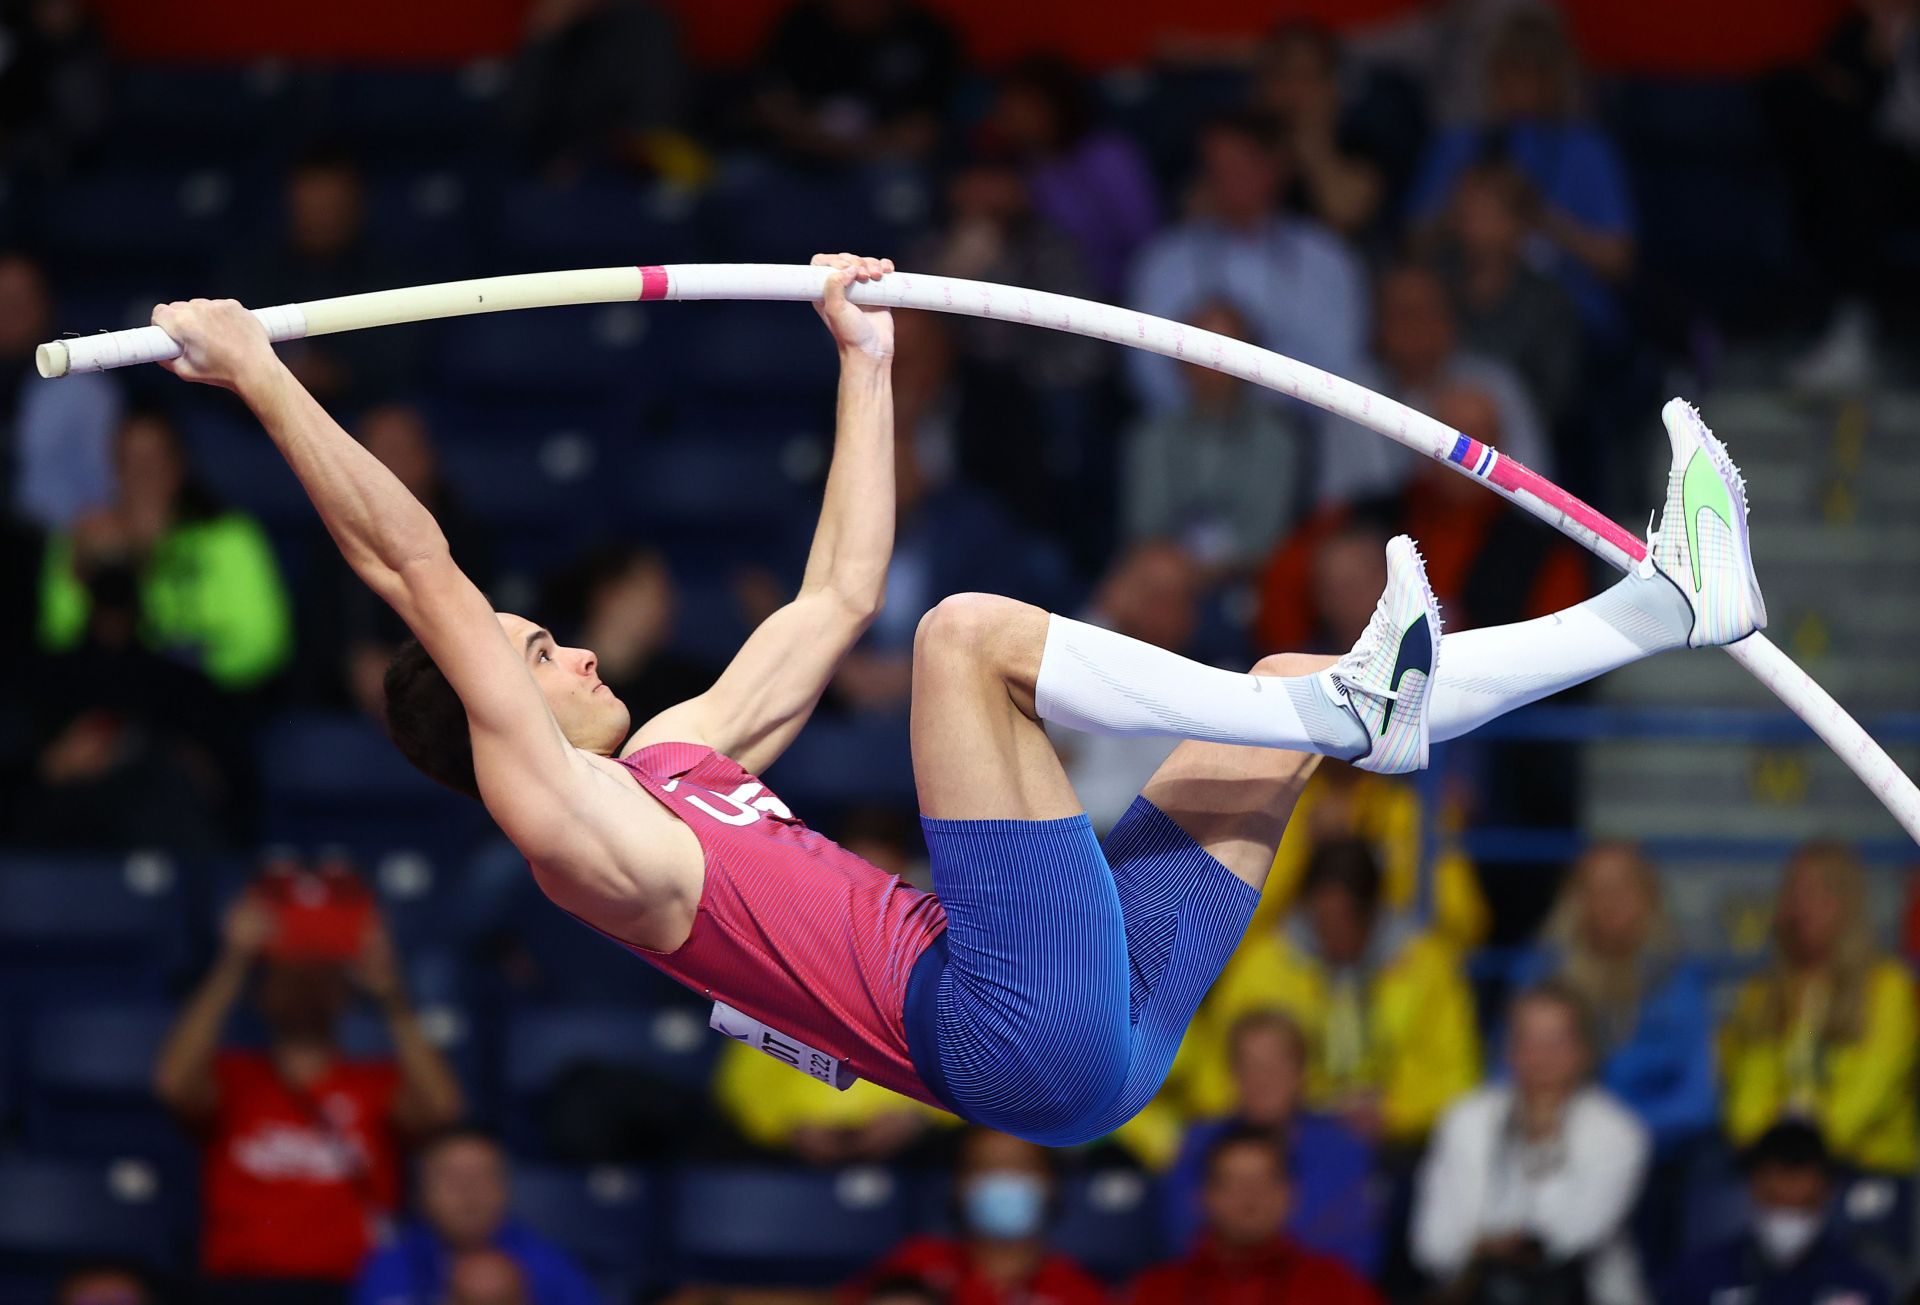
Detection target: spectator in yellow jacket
<box><xmin>1182</xmin><ymin>837</ymin><xmax>1481</xmax><ymax>1149</ymax></box>
<box><xmin>1720</xmin><ymin>842</ymin><xmax>1919</xmax><ymax>1174</ymax></box>
<box><xmin>39</xmin><ymin>408</ymin><xmax>292</xmax><ymax>691</ymax></box>
<box><xmin>716</xmin><ymin>1038</ymin><xmax>951</xmax><ymax>1165</ymax></box>
<box><xmin>1250</xmin><ymin>761</ymin><xmax>1489</xmax><ymax>951</ymax></box>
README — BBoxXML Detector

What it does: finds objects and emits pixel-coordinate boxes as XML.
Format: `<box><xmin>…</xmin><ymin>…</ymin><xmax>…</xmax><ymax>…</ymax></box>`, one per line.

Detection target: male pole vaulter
<box><xmin>147</xmin><ymin>252</ymin><xmax>1762</xmax><ymax>1144</ymax></box>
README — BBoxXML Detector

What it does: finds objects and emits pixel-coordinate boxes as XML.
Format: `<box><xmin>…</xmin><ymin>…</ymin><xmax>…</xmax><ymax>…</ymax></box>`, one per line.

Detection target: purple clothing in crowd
<box><xmin>1027</xmin><ymin>131</ymin><xmax>1159</xmax><ymax>295</ymax></box>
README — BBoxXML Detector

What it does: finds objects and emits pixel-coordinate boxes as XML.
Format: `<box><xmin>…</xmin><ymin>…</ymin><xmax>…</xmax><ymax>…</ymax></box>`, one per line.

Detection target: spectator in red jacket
<box><xmin>153</xmin><ymin>869</ymin><xmax>465</xmax><ymax>1305</ymax></box>
<box><xmin>1124</xmin><ymin>1126</ymin><xmax>1383</xmax><ymax>1305</ymax></box>
<box><xmin>845</xmin><ymin>1127</ymin><xmax>1104</xmax><ymax>1305</ymax></box>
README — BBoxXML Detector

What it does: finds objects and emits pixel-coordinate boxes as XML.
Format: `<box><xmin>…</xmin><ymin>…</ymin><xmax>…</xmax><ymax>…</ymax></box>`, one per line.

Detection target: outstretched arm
<box><xmin>644</xmin><ymin>253</ymin><xmax>897</xmax><ymax>773</ymax></box>
<box><xmin>152</xmin><ymin>301</ymin><xmax>609</xmax><ymax>870</ymax></box>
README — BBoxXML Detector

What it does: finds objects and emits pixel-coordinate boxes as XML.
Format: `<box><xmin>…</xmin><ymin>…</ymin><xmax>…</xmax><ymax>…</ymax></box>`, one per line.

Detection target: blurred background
<box><xmin>3</xmin><ymin>0</ymin><xmax>1920</xmax><ymax>1302</ymax></box>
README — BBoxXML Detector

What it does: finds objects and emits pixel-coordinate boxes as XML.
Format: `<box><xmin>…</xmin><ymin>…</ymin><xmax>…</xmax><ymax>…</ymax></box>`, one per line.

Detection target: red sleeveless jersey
<box><xmin>610</xmin><ymin>741</ymin><xmax>948</xmax><ymax>1107</ymax></box>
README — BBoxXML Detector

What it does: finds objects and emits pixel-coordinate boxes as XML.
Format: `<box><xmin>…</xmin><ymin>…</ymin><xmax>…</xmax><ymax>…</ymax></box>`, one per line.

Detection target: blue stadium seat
<box><xmin>701</xmin><ymin>162</ymin><xmax>929</xmax><ymax>265</ymax></box>
<box><xmin>37</xmin><ymin>164</ymin><xmax>244</xmax><ymax>269</ymax></box>
<box><xmin>763</xmin><ymin>714</ymin><xmax>917</xmax><ymax>808</ymax></box>
<box><xmin>509</xmin><ymin>892</ymin><xmax>696</xmax><ymax>1006</ymax></box>
<box><xmin>23</xmin><ymin>1005</ymin><xmax>189</xmax><ymax>1175</ymax></box>
<box><xmin>671</xmin><ymin>1165</ymin><xmax>915</xmax><ymax>1284</ymax></box>
<box><xmin>671</xmin><ymin>301</ymin><xmax>839</xmax><ymax>401</ymax></box>
<box><xmin>1671</xmin><ymin>1141</ymin><xmax>1749</xmax><ymax>1262</ymax></box>
<box><xmin>615</xmin><ymin>432</ymin><xmax>815</xmax><ymax>532</ymax></box>
<box><xmin>113</xmin><ymin>63</ymin><xmax>298</xmax><ymax>156</ymax></box>
<box><xmin>175</xmin><ymin>403</ymin><xmax>314</xmax><ymax>530</ymax></box>
<box><xmin>0</xmin><ymin>1154</ymin><xmax>177</xmax><ymax>1274</ymax></box>
<box><xmin>503</xmin><ymin>1004</ymin><xmax>718</xmax><ymax>1103</ymax></box>
<box><xmin>365</xmin><ymin>166</ymin><xmax>483</xmax><ymax>278</ymax></box>
<box><xmin>439</xmin><ymin>430</ymin><xmax>613</xmax><ymax>529</ymax></box>
<box><xmin>511</xmin><ymin>1164</ymin><xmax>659</xmax><ymax>1298</ymax></box>
<box><xmin>321</xmin><ymin>68</ymin><xmax>502</xmax><ymax>160</ymax></box>
<box><xmin>1836</xmin><ymin>1172</ymin><xmax>1916</xmax><ymax>1268</ymax></box>
<box><xmin>255</xmin><ymin>711</ymin><xmax>487</xmax><ymax>849</ymax></box>
<box><xmin>1051</xmin><ymin>1169</ymin><xmax>1166</xmax><ymax>1281</ymax></box>
<box><xmin>435</xmin><ymin>301</ymin><xmax>666</xmax><ymax>402</ymax></box>
<box><xmin>0</xmin><ymin>852</ymin><xmax>189</xmax><ymax>997</ymax></box>
<box><xmin>494</xmin><ymin>175</ymin><xmax>704</xmax><ymax>268</ymax></box>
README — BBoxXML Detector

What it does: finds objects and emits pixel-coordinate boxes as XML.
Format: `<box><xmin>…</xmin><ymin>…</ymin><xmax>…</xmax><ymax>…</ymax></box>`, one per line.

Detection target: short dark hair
<box><xmin>1202</xmin><ymin>108</ymin><xmax>1287</xmax><ymax>157</ymax></box>
<box><xmin>1205</xmin><ymin>1123</ymin><xmax>1290</xmax><ymax>1184</ymax></box>
<box><xmin>1001</xmin><ymin>53</ymin><xmax>1095</xmax><ymax>146</ymax></box>
<box><xmin>1742</xmin><ymin>1120</ymin><xmax>1831</xmax><ymax>1178</ymax></box>
<box><xmin>865</xmin><ymin>1276</ymin><xmax>948</xmax><ymax>1305</ymax></box>
<box><xmin>416</xmin><ymin>1123</ymin><xmax>504</xmax><ymax>1164</ymax></box>
<box><xmin>384</xmin><ymin>637</ymin><xmax>480</xmax><ymax>800</ymax></box>
<box><xmin>1300</xmin><ymin>837</ymin><xmax>1383</xmax><ymax>916</ymax></box>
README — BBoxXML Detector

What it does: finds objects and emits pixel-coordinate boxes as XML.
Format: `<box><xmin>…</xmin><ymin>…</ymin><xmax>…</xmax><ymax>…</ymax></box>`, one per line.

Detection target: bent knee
<box><xmin>914</xmin><ymin>592</ymin><xmax>1039</xmax><ymax>666</ymax></box>
<box><xmin>1253</xmin><ymin>651</ymin><xmax>1336</xmax><ymax>678</ymax></box>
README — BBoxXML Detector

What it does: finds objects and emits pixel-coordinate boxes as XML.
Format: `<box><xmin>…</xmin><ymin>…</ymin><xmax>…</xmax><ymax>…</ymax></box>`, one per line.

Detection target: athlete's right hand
<box><xmin>811</xmin><ymin>251</ymin><xmax>894</xmax><ymax>361</ymax></box>
<box><xmin>152</xmin><ymin>297</ymin><xmax>279</xmax><ymax>392</ymax></box>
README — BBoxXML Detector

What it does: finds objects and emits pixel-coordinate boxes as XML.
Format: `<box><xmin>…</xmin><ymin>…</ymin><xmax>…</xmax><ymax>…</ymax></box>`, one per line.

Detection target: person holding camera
<box><xmin>154</xmin><ymin>865</ymin><xmax>465</xmax><ymax>1305</ymax></box>
<box><xmin>1411</xmin><ymin>980</ymin><xmax>1650</xmax><ymax>1305</ymax></box>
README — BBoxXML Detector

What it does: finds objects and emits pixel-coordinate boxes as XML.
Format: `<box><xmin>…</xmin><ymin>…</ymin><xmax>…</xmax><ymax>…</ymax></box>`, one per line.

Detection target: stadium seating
<box><xmin>36</xmin><ymin>163</ymin><xmax>245</xmax><ymax>273</ymax></box>
<box><xmin>0</xmin><ymin>853</ymin><xmax>191</xmax><ymax>999</ymax></box>
<box><xmin>0</xmin><ymin>1154</ymin><xmax>178</xmax><ymax>1295</ymax></box>
<box><xmin>111</xmin><ymin>63</ymin><xmax>298</xmax><ymax>160</ymax></box>
<box><xmin>670</xmin><ymin>1164</ymin><xmax>917</xmax><ymax>1285</ymax></box>
<box><xmin>503</xmin><ymin>1004</ymin><xmax>718</xmax><ymax>1103</ymax></box>
<box><xmin>434</xmin><ymin>302</ymin><xmax>665</xmax><ymax>405</ymax></box>
<box><xmin>511</xmin><ymin>1163</ymin><xmax>660</xmax><ymax>1299</ymax></box>
<box><xmin>255</xmin><ymin>711</ymin><xmax>489</xmax><ymax>850</ymax></box>
<box><xmin>493</xmin><ymin>174</ymin><xmax>705</xmax><ymax>270</ymax></box>
<box><xmin>1051</xmin><ymin>1168</ymin><xmax>1166</xmax><ymax>1281</ymax></box>
<box><xmin>699</xmin><ymin>162</ymin><xmax>929</xmax><ymax>266</ymax></box>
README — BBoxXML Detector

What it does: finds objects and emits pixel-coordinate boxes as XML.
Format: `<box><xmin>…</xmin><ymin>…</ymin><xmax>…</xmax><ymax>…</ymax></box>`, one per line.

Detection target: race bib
<box><xmin>710</xmin><ymin>1001</ymin><xmax>859</xmax><ymax>1091</ymax></box>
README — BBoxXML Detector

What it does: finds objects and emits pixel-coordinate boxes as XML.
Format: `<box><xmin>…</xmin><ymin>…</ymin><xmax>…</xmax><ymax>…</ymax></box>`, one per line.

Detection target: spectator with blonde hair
<box><xmin>1413</xmin><ymin>980</ymin><xmax>1650</xmax><ymax>1305</ymax></box>
<box><xmin>1518</xmin><ymin>842</ymin><xmax>1716</xmax><ymax>1152</ymax></box>
<box><xmin>1719</xmin><ymin>842</ymin><xmax>1919</xmax><ymax>1174</ymax></box>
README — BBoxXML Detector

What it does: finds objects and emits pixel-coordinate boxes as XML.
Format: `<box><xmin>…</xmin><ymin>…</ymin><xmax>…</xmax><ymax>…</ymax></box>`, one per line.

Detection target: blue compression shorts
<box><xmin>901</xmin><ymin>797</ymin><xmax>1258</xmax><ymax>1146</ymax></box>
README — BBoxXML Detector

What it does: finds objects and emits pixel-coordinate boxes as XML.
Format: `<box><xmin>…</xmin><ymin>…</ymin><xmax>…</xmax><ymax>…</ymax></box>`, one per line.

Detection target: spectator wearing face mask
<box><xmin>1124</xmin><ymin>1127</ymin><xmax>1381</xmax><ymax>1305</ymax></box>
<box><xmin>844</xmin><ymin>1128</ymin><xmax>1103</xmax><ymax>1305</ymax></box>
<box><xmin>1659</xmin><ymin>1122</ymin><xmax>1892</xmax><ymax>1305</ymax></box>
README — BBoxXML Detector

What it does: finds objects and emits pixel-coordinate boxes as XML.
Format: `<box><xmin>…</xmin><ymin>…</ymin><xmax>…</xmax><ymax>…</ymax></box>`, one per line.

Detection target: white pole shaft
<box><xmin>36</xmin><ymin>262</ymin><xmax>1920</xmax><ymax>843</ymax></box>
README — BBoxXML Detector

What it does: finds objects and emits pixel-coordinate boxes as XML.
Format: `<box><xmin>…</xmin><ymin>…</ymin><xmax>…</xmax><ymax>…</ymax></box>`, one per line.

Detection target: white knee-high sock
<box><xmin>1034</xmin><ymin>616</ymin><xmax>1370</xmax><ymax>759</ymax></box>
<box><xmin>1429</xmin><ymin>569</ymin><xmax>1693</xmax><ymax>742</ymax></box>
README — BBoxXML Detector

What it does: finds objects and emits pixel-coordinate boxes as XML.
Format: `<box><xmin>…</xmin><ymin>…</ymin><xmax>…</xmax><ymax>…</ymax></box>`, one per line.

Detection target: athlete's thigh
<box><xmin>908</xmin><ymin>593</ymin><xmax>1082</xmax><ymax>821</ymax></box>
<box><xmin>1137</xmin><ymin>653</ymin><xmax>1334</xmax><ymax>888</ymax></box>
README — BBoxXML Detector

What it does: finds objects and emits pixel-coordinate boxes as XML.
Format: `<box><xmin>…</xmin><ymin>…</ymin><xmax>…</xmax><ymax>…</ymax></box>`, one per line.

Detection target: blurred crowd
<box><xmin>5</xmin><ymin>0</ymin><xmax>1920</xmax><ymax>1303</ymax></box>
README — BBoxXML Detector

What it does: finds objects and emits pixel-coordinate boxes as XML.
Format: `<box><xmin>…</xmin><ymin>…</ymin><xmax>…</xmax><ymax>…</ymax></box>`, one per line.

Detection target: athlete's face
<box><xmin>496</xmin><ymin>613</ymin><xmax>632</xmax><ymax>755</ymax></box>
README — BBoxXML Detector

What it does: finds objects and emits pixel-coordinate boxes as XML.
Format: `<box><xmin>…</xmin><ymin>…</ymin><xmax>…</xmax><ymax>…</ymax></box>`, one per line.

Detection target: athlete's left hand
<box><xmin>811</xmin><ymin>251</ymin><xmax>894</xmax><ymax>361</ymax></box>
